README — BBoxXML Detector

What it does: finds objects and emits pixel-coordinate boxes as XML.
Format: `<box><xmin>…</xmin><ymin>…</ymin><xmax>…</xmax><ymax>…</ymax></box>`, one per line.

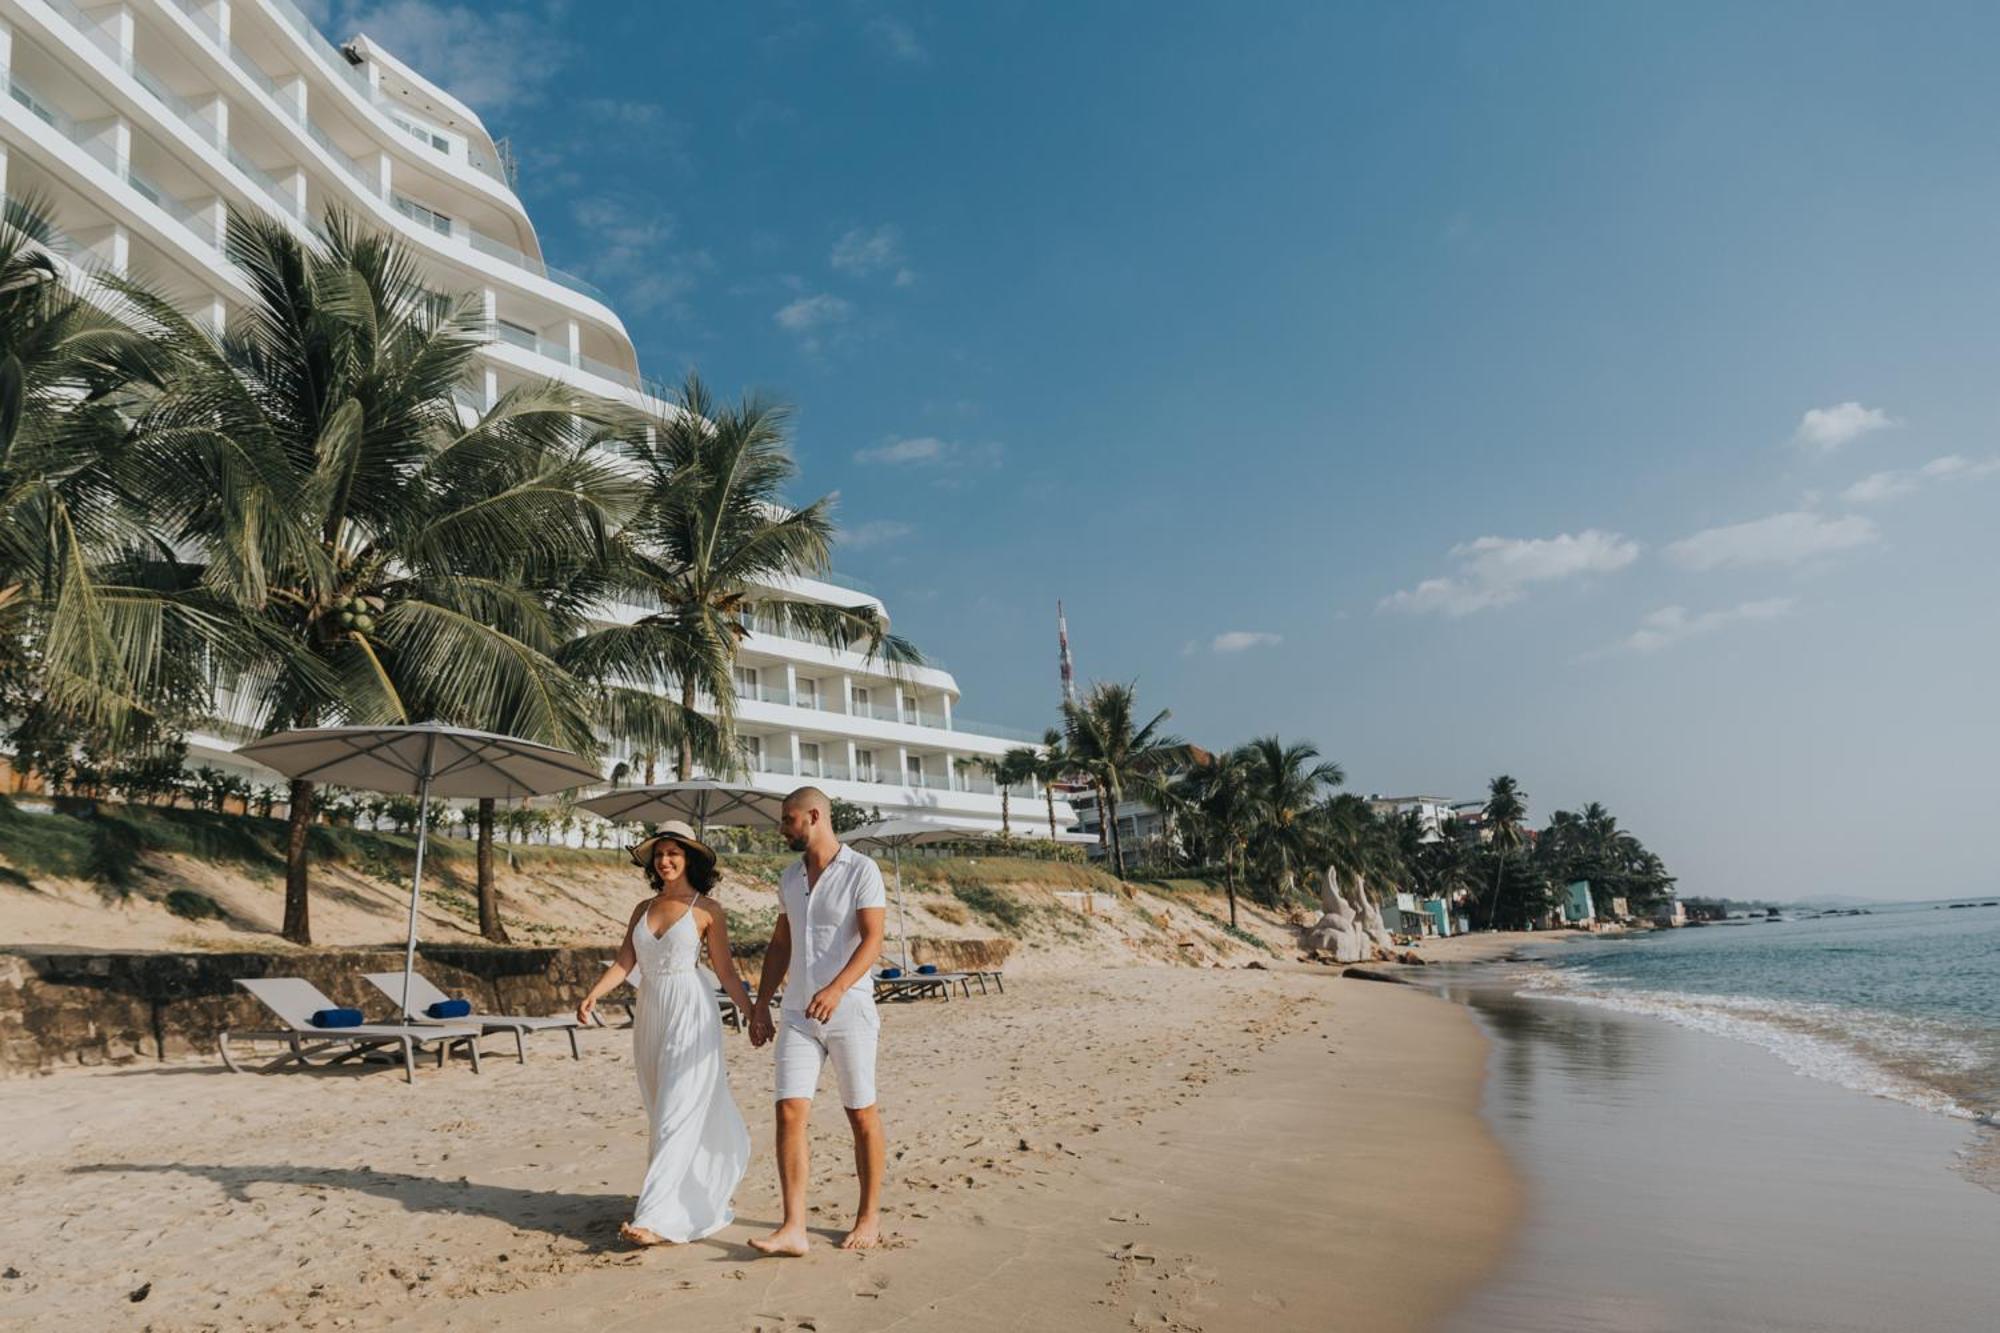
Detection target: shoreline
<box><xmin>1416</xmin><ymin>943</ymin><xmax>2000</xmax><ymax>1331</ymax></box>
<box><xmin>0</xmin><ymin>958</ymin><xmax>1520</xmax><ymax>1331</ymax></box>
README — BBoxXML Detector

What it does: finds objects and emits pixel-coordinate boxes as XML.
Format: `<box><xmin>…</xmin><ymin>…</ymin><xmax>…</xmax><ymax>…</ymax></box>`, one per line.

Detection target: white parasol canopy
<box><xmin>236</xmin><ymin>723</ymin><xmax>602</xmax><ymax>1019</ymax></box>
<box><xmin>577</xmin><ymin>780</ymin><xmax>787</xmax><ymax>835</ymax></box>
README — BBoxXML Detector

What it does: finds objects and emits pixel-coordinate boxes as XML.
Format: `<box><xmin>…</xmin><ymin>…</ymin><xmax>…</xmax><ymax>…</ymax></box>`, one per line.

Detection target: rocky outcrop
<box><xmin>1298</xmin><ymin>867</ymin><xmax>1396</xmax><ymax>963</ymax></box>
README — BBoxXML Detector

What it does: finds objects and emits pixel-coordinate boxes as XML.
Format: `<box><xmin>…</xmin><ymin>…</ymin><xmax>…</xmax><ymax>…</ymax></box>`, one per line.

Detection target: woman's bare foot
<box><xmin>837</xmin><ymin>1215</ymin><xmax>882</xmax><ymax>1250</ymax></box>
<box><xmin>748</xmin><ymin>1226</ymin><xmax>811</xmax><ymax>1257</ymax></box>
<box><xmin>619</xmin><ymin>1222</ymin><xmax>673</xmax><ymax>1247</ymax></box>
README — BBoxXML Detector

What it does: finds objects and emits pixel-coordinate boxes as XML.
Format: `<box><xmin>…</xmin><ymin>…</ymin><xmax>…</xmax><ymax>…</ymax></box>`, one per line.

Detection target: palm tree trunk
<box><xmin>676</xmin><ymin>679</ymin><xmax>697</xmax><ymax>780</ymax></box>
<box><xmin>643</xmin><ymin>753</ymin><xmax>656</xmax><ymax>785</ymax></box>
<box><xmin>1107</xmin><ymin>783</ymin><xmax>1126</xmax><ymax>880</ymax></box>
<box><xmin>281</xmin><ymin>778</ymin><xmax>314</xmax><ymax>945</ymax></box>
<box><xmin>1226</xmin><ymin>847</ymin><xmax>1239</xmax><ymax>929</ymax></box>
<box><xmin>1000</xmin><ymin>787</ymin><xmax>1011</xmax><ymax>838</ymax></box>
<box><xmin>476</xmin><ymin>796</ymin><xmax>508</xmax><ymax>943</ymax></box>
<box><xmin>1045</xmin><ymin>783</ymin><xmax>1057</xmax><ymax>839</ymax></box>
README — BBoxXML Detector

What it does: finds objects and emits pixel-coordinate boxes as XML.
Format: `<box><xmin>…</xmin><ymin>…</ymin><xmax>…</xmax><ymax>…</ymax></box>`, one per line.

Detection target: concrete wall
<box><xmin>0</xmin><ymin>935</ymin><xmax>1014</xmax><ymax>1075</ymax></box>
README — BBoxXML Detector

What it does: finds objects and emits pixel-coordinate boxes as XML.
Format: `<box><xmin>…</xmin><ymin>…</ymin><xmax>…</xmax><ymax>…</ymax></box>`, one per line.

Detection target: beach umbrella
<box><xmin>577</xmin><ymin>780</ymin><xmax>786</xmax><ymax>837</ymax></box>
<box><xmin>839</xmin><ymin>819</ymin><xmax>1009</xmax><ymax>970</ymax></box>
<box><xmin>235</xmin><ymin>723</ymin><xmax>602</xmax><ymax>1018</ymax></box>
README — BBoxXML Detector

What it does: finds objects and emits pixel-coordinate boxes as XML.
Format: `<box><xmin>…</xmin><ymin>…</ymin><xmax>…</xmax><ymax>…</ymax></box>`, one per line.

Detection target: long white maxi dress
<box><xmin>628</xmin><ymin>907</ymin><xmax>750</xmax><ymax>1241</ymax></box>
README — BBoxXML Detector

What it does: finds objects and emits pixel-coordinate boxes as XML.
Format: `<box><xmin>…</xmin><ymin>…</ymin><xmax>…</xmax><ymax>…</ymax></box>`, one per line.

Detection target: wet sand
<box><xmin>0</xmin><ymin>962</ymin><xmax>1517</xmax><ymax>1331</ymax></box>
<box><xmin>1427</xmin><ymin>963</ymin><xmax>2000</xmax><ymax>1332</ymax></box>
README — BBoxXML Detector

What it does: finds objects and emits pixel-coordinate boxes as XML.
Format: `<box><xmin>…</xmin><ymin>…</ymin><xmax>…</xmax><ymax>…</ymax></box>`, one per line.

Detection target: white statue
<box><xmin>1301</xmin><ymin>866</ymin><xmax>1374</xmax><ymax>962</ymax></box>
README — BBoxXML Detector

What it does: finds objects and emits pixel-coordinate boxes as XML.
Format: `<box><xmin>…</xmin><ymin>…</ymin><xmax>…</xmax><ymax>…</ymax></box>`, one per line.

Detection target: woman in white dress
<box><xmin>576</xmin><ymin>820</ymin><xmax>754</xmax><ymax>1246</ymax></box>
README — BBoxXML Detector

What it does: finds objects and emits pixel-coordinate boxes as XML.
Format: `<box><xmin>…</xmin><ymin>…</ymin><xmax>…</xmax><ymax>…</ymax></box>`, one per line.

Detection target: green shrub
<box><xmin>951</xmin><ymin>883</ymin><xmax>1030</xmax><ymax>932</ymax></box>
<box><xmin>164</xmin><ymin>888</ymin><xmax>224</xmax><ymax>921</ymax></box>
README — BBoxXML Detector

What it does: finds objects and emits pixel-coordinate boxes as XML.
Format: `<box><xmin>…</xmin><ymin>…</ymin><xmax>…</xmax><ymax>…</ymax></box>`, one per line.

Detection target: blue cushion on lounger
<box><xmin>311</xmin><ymin>1008</ymin><xmax>364</xmax><ymax>1028</ymax></box>
<box><xmin>879</xmin><ymin>967</ymin><xmax>903</xmax><ymax>980</ymax></box>
<box><xmin>916</xmin><ymin>964</ymin><xmax>939</xmax><ymax>975</ymax></box>
<box><xmin>426</xmin><ymin>998</ymin><xmax>472</xmax><ymax>1019</ymax></box>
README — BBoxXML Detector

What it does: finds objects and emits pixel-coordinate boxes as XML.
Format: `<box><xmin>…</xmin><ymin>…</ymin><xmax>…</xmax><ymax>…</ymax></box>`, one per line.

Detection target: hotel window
<box><xmin>797</xmin><ymin>677</ymin><xmax>820</xmax><ymax>709</ymax></box>
<box><xmin>852</xmin><ymin>686</ymin><xmax>871</xmax><ymax>714</ymax></box>
<box><xmin>902</xmin><ymin>693</ymin><xmax>918</xmax><ymax>719</ymax></box>
<box><xmin>799</xmin><ymin>741</ymin><xmax>821</xmax><ymax>777</ymax></box>
<box><xmin>905</xmin><ymin>754</ymin><xmax>924</xmax><ymax>785</ymax></box>
<box><xmin>742</xmin><ymin>735</ymin><xmax>762</xmax><ymax>768</ymax></box>
<box><xmin>734</xmin><ymin>666</ymin><xmax>759</xmax><ymax>698</ymax></box>
<box><xmin>856</xmin><ymin>748</ymin><xmax>876</xmax><ymax>781</ymax></box>
<box><xmin>391</xmin><ymin>193</ymin><xmax>452</xmax><ymax>236</ymax></box>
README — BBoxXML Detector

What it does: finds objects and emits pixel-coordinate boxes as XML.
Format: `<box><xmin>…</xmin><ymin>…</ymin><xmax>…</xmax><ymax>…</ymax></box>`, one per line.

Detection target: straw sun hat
<box><xmin>627</xmin><ymin>820</ymin><xmax>718</xmax><ymax>876</ymax></box>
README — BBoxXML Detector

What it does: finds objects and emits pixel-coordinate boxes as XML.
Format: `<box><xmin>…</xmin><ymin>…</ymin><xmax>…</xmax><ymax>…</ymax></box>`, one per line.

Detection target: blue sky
<box><xmin>324</xmin><ymin>2</ymin><xmax>1997</xmax><ymax>902</ymax></box>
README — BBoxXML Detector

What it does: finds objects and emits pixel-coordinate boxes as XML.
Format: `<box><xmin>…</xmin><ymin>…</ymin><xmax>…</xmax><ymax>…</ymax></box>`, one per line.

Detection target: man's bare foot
<box><xmin>619</xmin><ymin>1222</ymin><xmax>672</xmax><ymax>1247</ymax></box>
<box><xmin>748</xmin><ymin>1227</ymin><xmax>811</xmax><ymax>1257</ymax></box>
<box><xmin>837</xmin><ymin>1215</ymin><xmax>882</xmax><ymax>1251</ymax></box>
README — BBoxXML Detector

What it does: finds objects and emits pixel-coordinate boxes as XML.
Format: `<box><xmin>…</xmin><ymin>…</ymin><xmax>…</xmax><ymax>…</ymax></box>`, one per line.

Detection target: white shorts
<box><xmin>773</xmin><ymin>1007</ymin><xmax>879</xmax><ymax>1109</ymax></box>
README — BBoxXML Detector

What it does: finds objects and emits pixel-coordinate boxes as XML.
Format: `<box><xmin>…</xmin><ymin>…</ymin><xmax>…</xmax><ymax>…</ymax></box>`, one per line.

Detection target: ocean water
<box><xmin>1522</xmin><ymin>898</ymin><xmax>2000</xmax><ymax>1122</ymax></box>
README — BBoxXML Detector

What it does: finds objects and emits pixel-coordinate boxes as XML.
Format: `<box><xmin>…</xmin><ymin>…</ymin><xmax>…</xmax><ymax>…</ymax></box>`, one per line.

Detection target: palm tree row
<box><xmin>0</xmin><ymin>202</ymin><xmax>916</xmax><ymax>944</ymax></box>
<box><xmin>1041</xmin><ymin>680</ymin><xmax>1675</xmax><ymax>933</ymax></box>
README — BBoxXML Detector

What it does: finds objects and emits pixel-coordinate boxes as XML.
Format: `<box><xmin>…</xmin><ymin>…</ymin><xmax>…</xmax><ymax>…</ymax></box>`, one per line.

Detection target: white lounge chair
<box><xmin>361</xmin><ymin>972</ymin><xmax>582</xmax><ymax>1062</ymax></box>
<box><xmin>220</xmin><ymin>978</ymin><xmax>482</xmax><ymax>1083</ymax></box>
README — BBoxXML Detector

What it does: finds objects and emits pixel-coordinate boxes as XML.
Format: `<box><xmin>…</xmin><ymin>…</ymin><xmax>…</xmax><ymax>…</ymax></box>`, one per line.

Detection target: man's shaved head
<box><xmin>783</xmin><ymin>786</ymin><xmax>830</xmax><ymax>816</ymax></box>
<box><xmin>780</xmin><ymin>786</ymin><xmax>833</xmax><ymax>854</ymax></box>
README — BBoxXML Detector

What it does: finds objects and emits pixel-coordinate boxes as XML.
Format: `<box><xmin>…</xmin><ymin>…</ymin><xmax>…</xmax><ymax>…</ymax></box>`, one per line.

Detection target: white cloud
<box><xmin>852</xmin><ymin>435</ymin><xmax>1003</xmax><ymax>468</ymax></box>
<box><xmin>1840</xmin><ymin>470</ymin><xmax>1919</xmax><ymax>504</ymax></box>
<box><xmin>1614</xmin><ymin>598</ymin><xmax>1797</xmax><ymax>656</ymax></box>
<box><xmin>1792</xmin><ymin>401</ymin><xmax>1897</xmax><ymax>452</ymax></box>
<box><xmin>1381</xmin><ymin>530</ymin><xmax>1640</xmax><ymax>616</ymax></box>
<box><xmin>1209</xmin><ymin>631</ymin><xmax>1282</xmax><ymax>654</ymax></box>
<box><xmin>831</xmin><ymin>224</ymin><xmax>914</xmax><ymax>286</ymax></box>
<box><xmin>568</xmin><ymin>198</ymin><xmax>710</xmax><ymax>318</ymax></box>
<box><xmin>773</xmin><ymin>293</ymin><xmax>852</xmax><ymax>351</ymax></box>
<box><xmin>338</xmin><ymin>1</ymin><xmax>568</xmax><ymax>110</ymax></box>
<box><xmin>1665</xmin><ymin>510</ymin><xmax>1878</xmax><ymax>571</ymax></box>
<box><xmin>866</xmin><ymin>14</ymin><xmax>928</xmax><ymax>63</ymax></box>
<box><xmin>1921</xmin><ymin>453</ymin><xmax>2000</xmax><ymax>480</ymax></box>
<box><xmin>840</xmin><ymin>520</ymin><xmax>913</xmax><ymax>550</ymax></box>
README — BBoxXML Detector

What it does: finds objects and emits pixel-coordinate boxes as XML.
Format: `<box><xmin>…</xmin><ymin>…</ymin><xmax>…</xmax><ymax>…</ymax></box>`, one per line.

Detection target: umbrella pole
<box><xmin>893</xmin><ymin>844</ymin><xmax>910</xmax><ymax>971</ymax></box>
<box><xmin>399</xmin><ymin>744</ymin><xmax>437</xmax><ymax>1021</ymax></box>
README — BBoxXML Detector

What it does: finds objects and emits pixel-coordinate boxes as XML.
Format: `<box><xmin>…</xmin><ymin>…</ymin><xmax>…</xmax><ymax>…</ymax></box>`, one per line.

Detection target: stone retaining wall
<box><xmin>0</xmin><ymin>935</ymin><xmax>1014</xmax><ymax>1075</ymax></box>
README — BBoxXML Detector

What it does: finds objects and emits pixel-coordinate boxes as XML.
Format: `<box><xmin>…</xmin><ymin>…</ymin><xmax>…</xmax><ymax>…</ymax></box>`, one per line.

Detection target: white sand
<box><xmin>0</xmin><ymin>957</ymin><xmax>1516</xmax><ymax>1332</ymax></box>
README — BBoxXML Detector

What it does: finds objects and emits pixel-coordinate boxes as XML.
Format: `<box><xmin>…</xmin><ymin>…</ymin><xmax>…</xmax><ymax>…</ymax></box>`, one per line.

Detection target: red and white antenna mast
<box><xmin>1057</xmin><ymin>601</ymin><xmax>1076</xmax><ymax>708</ymax></box>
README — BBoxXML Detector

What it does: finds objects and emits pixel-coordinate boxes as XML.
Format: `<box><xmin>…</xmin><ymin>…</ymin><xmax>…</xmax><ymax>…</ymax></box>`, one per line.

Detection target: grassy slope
<box><xmin>0</xmin><ymin>798</ymin><xmax>1295</xmax><ymax>967</ymax></box>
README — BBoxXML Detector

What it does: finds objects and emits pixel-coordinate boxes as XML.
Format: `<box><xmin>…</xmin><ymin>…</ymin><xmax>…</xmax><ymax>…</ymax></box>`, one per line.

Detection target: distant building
<box><xmin>1066</xmin><ymin>790</ymin><xmax>1168</xmax><ymax>862</ymax></box>
<box><xmin>1367</xmin><ymin>795</ymin><xmax>1458</xmax><ymax>841</ymax></box>
<box><xmin>1652</xmin><ymin>899</ymin><xmax>1687</xmax><ymax>928</ymax></box>
<box><xmin>1560</xmin><ymin>880</ymin><xmax>1596</xmax><ymax>926</ymax></box>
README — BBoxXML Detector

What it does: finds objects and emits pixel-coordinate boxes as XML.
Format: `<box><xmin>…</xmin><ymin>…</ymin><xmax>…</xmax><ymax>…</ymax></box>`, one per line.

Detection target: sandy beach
<box><xmin>0</xmin><ymin>954</ymin><xmax>1518</xmax><ymax>1331</ymax></box>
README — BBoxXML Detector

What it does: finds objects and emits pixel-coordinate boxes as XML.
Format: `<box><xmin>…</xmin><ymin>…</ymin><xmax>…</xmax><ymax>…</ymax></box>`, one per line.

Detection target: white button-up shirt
<box><xmin>778</xmin><ymin>844</ymin><xmax>887</xmax><ymax>1019</ymax></box>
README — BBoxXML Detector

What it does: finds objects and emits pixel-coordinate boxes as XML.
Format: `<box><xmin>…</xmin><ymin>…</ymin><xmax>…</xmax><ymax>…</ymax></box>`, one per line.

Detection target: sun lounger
<box><xmin>220</xmin><ymin>978</ymin><xmax>482</xmax><ymax>1083</ymax></box>
<box><xmin>362</xmin><ymin>972</ymin><xmax>582</xmax><ymax>1062</ymax></box>
<box><xmin>874</xmin><ymin>970</ymin><xmax>955</xmax><ymax>1002</ymax></box>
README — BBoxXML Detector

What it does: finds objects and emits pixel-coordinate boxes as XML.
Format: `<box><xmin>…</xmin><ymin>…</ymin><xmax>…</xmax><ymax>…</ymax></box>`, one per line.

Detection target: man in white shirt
<box><xmin>748</xmin><ymin>787</ymin><xmax>888</xmax><ymax>1255</ymax></box>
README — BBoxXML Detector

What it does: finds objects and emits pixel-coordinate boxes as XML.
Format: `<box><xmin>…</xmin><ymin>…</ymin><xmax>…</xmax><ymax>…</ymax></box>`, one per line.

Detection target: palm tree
<box><xmin>126</xmin><ymin>210</ymin><xmax>626</xmax><ymax>943</ymax></box>
<box><xmin>0</xmin><ymin>196</ymin><xmax>212</xmax><ymax>751</ymax></box>
<box><xmin>1063</xmin><ymin>682</ymin><xmax>1192</xmax><ymax>880</ymax></box>
<box><xmin>562</xmin><ymin>373</ymin><xmax>920</xmax><ymax>784</ymax></box>
<box><xmin>1171</xmin><ymin>748</ymin><xmax>1256</xmax><ymax>926</ymax></box>
<box><xmin>1238</xmin><ymin>735</ymin><xmax>1344</xmax><ymax>905</ymax></box>
<box><xmin>956</xmin><ymin>746</ymin><xmax>1039</xmax><ymax>837</ymax></box>
<box><xmin>1481</xmin><ymin>774</ymin><xmax>1528</xmax><ymax>928</ymax></box>
<box><xmin>1029</xmin><ymin>727</ymin><xmax>1071</xmax><ymax>839</ymax></box>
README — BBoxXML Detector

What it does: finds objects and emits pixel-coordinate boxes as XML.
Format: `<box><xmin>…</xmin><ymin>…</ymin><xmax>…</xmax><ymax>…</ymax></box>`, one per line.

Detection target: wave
<box><xmin>1517</xmin><ymin>966</ymin><xmax>1997</xmax><ymax>1123</ymax></box>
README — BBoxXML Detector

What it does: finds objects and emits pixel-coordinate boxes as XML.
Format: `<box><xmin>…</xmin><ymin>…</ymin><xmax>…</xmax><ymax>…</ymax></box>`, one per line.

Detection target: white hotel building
<box><xmin>0</xmin><ymin>0</ymin><xmax>1066</xmax><ymax>831</ymax></box>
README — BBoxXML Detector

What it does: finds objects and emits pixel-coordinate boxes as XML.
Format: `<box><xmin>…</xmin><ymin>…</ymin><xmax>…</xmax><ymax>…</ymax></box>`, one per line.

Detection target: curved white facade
<box><xmin>0</xmin><ymin>0</ymin><xmax>1066</xmax><ymax>832</ymax></box>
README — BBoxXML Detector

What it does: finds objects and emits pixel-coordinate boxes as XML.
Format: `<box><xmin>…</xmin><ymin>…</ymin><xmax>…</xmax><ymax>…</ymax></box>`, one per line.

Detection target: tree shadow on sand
<box><xmin>69</xmin><ymin>1163</ymin><xmax>855</xmax><ymax>1260</ymax></box>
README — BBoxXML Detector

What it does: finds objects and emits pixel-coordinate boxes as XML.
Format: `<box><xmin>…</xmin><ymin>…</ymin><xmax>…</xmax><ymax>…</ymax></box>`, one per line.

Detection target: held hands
<box><xmin>805</xmin><ymin>984</ymin><xmax>844</xmax><ymax>1024</ymax></box>
<box><xmin>748</xmin><ymin>1004</ymin><xmax>775</xmax><ymax>1047</ymax></box>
